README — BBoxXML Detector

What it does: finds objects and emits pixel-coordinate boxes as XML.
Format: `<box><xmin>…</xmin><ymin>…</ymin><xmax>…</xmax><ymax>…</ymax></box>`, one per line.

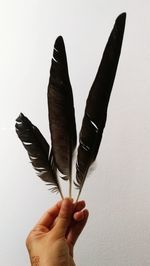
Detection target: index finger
<box><xmin>35</xmin><ymin>200</ymin><xmax>62</xmax><ymax>229</ymax></box>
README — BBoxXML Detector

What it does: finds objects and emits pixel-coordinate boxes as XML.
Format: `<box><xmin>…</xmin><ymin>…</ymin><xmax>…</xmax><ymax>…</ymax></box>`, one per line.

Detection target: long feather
<box><xmin>75</xmin><ymin>13</ymin><xmax>126</xmax><ymax>200</ymax></box>
<box><xmin>15</xmin><ymin>113</ymin><xmax>63</xmax><ymax>198</ymax></box>
<box><xmin>47</xmin><ymin>36</ymin><xmax>77</xmax><ymax>197</ymax></box>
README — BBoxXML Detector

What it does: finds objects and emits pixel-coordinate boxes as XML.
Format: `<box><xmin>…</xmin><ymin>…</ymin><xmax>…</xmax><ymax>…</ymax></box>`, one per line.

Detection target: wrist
<box><xmin>30</xmin><ymin>256</ymin><xmax>52</xmax><ymax>266</ymax></box>
<box><xmin>30</xmin><ymin>256</ymin><xmax>40</xmax><ymax>266</ymax></box>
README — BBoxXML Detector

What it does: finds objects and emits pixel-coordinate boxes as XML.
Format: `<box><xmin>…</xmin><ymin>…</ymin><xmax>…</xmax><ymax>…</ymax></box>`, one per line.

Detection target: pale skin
<box><xmin>26</xmin><ymin>198</ymin><xmax>89</xmax><ymax>266</ymax></box>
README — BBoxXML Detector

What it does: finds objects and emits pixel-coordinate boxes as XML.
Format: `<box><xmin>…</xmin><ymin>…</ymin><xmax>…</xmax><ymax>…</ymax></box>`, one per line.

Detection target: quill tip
<box><xmin>16</xmin><ymin>112</ymin><xmax>25</xmax><ymax>122</ymax></box>
<box><xmin>55</xmin><ymin>36</ymin><xmax>64</xmax><ymax>49</ymax></box>
<box><xmin>15</xmin><ymin>113</ymin><xmax>31</xmax><ymax>131</ymax></box>
<box><xmin>52</xmin><ymin>36</ymin><xmax>66</xmax><ymax>64</ymax></box>
<box><xmin>116</xmin><ymin>12</ymin><xmax>126</xmax><ymax>25</ymax></box>
<box><xmin>114</xmin><ymin>13</ymin><xmax>126</xmax><ymax>38</ymax></box>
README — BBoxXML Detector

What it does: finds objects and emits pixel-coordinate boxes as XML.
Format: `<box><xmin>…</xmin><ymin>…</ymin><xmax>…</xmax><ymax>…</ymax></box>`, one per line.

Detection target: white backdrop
<box><xmin>1</xmin><ymin>1</ymin><xmax>150</xmax><ymax>265</ymax></box>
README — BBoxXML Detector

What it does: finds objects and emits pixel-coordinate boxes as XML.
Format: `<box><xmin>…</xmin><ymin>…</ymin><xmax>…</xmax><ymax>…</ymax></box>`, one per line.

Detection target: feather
<box><xmin>75</xmin><ymin>13</ymin><xmax>126</xmax><ymax>200</ymax></box>
<box><xmin>15</xmin><ymin>113</ymin><xmax>63</xmax><ymax>198</ymax></box>
<box><xmin>47</xmin><ymin>36</ymin><xmax>77</xmax><ymax>197</ymax></box>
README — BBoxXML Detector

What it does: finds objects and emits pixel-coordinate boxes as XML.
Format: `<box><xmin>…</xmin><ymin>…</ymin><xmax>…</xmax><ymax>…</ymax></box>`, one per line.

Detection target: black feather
<box><xmin>75</xmin><ymin>13</ymin><xmax>126</xmax><ymax>199</ymax></box>
<box><xmin>48</xmin><ymin>36</ymin><xmax>77</xmax><ymax>197</ymax></box>
<box><xmin>15</xmin><ymin>13</ymin><xmax>126</xmax><ymax>200</ymax></box>
<box><xmin>15</xmin><ymin>113</ymin><xmax>63</xmax><ymax>197</ymax></box>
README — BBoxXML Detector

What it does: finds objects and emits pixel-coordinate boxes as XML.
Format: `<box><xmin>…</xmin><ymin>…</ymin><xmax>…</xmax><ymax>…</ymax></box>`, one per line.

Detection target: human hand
<box><xmin>26</xmin><ymin>198</ymin><xmax>89</xmax><ymax>266</ymax></box>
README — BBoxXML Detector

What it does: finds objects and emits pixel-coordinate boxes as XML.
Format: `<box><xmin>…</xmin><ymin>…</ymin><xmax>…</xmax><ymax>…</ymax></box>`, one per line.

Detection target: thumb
<box><xmin>53</xmin><ymin>198</ymin><xmax>73</xmax><ymax>237</ymax></box>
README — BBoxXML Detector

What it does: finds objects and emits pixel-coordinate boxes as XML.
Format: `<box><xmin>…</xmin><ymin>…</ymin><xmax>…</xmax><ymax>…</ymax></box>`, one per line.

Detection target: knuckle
<box><xmin>25</xmin><ymin>230</ymin><xmax>37</xmax><ymax>248</ymax></box>
<box><xmin>26</xmin><ymin>234</ymin><xmax>31</xmax><ymax>248</ymax></box>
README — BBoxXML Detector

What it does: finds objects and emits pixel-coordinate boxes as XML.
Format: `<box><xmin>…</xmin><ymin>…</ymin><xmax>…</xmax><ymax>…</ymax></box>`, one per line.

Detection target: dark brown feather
<box><xmin>48</xmin><ymin>36</ymin><xmax>77</xmax><ymax>196</ymax></box>
<box><xmin>15</xmin><ymin>113</ymin><xmax>63</xmax><ymax>197</ymax></box>
<box><xmin>75</xmin><ymin>13</ymin><xmax>126</xmax><ymax>199</ymax></box>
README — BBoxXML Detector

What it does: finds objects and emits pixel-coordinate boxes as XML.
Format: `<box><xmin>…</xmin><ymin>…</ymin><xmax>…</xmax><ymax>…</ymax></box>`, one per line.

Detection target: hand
<box><xmin>26</xmin><ymin>198</ymin><xmax>89</xmax><ymax>266</ymax></box>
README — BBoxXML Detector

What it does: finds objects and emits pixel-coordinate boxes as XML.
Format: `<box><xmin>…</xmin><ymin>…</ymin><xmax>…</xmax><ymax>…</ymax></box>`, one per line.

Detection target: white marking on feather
<box><xmin>38</xmin><ymin>171</ymin><xmax>47</xmax><ymax>177</ymax></box>
<box><xmin>54</xmin><ymin>47</ymin><xmax>58</xmax><ymax>52</ymax></box>
<box><xmin>30</xmin><ymin>156</ymin><xmax>38</xmax><ymax>160</ymax></box>
<box><xmin>90</xmin><ymin>120</ymin><xmax>99</xmax><ymax>132</ymax></box>
<box><xmin>57</xmin><ymin>169</ymin><xmax>67</xmax><ymax>180</ymax></box>
<box><xmin>36</xmin><ymin>167</ymin><xmax>46</xmax><ymax>170</ymax></box>
<box><xmin>23</xmin><ymin>141</ymin><xmax>32</xmax><ymax>145</ymax></box>
<box><xmin>16</xmin><ymin>121</ymin><xmax>22</xmax><ymax>125</ymax></box>
<box><xmin>53</xmin><ymin>57</ymin><xmax>58</xmax><ymax>63</ymax></box>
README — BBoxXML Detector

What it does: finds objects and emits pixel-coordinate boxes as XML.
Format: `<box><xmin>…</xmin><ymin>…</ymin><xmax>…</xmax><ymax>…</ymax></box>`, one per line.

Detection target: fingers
<box><xmin>34</xmin><ymin>200</ymin><xmax>62</xmax><ymax>230</ymax></box>
<box><xmin>73</xmin><ymin>210</ymin><xmax>86</xmax><ymax>221</ymax></box>
<box><xmin>67</xmin><ymin>209</ymin><xmax>89</xmax><ymax>247</ymax></box>
<box><xmin>53</xmin><ymin>198</ymin><xmax>74</xmax><ymax>237</ymax></box>
<box><xmin>73</xmin><ymin>200</ymin><xmax>86</xmax><ymax>221</ymax></box>
<box><xmin>74</xmin><ymin>200</ymin><xmax>85</xmax><ymax>212</ymax></box>
<box><xmin>33</xmin><ymin>199</ymin><xmax>88</xmax><ymax>239</ymax></box>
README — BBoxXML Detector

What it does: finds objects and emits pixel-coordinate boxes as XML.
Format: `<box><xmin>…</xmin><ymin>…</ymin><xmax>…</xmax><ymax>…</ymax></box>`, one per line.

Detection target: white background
<box><xmin>1</xmin><ymin>1</ymin><xmax>150</xmax><ymax>265</ymax></box>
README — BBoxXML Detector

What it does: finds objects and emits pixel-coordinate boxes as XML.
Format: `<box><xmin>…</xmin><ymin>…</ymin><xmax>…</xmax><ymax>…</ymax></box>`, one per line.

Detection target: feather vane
<box><xmin>15</xmin><ymin>113</ymin><xmax>63</xmax><ymax>197</ymax></box>
<box><xmin>75</xmin><ymin>13</ymin><xmax>126</xmax><ymax>199</ymax></box>
<box><xmin>15</xmin><ymin>13</ymin><xmax>126</xmax><ymax>200</ymax></box>
<box><xmin>47</xmin><ymin>36</ymin><xmax>77</xmax><ymax>196</ymax></box>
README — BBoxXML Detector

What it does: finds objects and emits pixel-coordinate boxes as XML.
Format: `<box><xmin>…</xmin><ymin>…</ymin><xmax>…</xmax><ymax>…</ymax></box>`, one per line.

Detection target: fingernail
<box><xmin>64</xmin><ymin>197</ymin><xmax>74</xmax><ymax>203</ymax></box>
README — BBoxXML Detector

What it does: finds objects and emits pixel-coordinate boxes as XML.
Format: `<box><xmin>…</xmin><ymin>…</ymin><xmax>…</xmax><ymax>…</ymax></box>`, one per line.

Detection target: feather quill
<box><xmin>15</xmin><ymin>113</ymin><xmax>63</xmax><ymax>198</ymax></box>
<box><xmin>47</xmin><ymin>36</ymin><xmax>77</xmax><ymax>197</ymax></box>
<box><xmin>75</xmin><ymin>13</ymin><xmax>126</xmax><ymax>200</ymax></box>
